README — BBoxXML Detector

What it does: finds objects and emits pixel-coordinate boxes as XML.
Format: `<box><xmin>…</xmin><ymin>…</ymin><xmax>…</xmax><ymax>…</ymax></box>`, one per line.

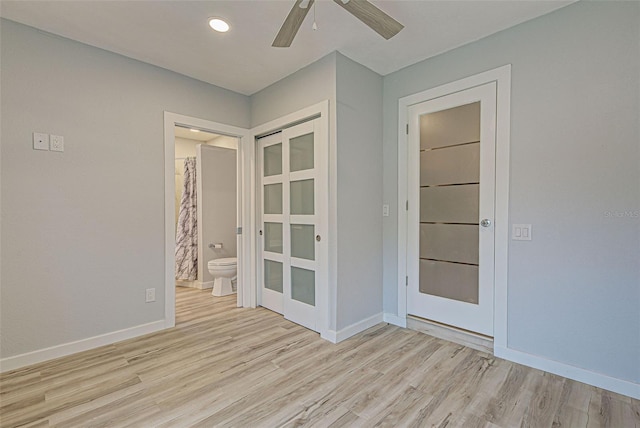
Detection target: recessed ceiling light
<box><xmin>190</xmin><ymin>129</ymin><xmax>200</xmax><ymax>133</ymax></box>
<box><xmin>208</xmin><ymin>18</ymin><xmax>229</xmax><ymax>33</ymax></box>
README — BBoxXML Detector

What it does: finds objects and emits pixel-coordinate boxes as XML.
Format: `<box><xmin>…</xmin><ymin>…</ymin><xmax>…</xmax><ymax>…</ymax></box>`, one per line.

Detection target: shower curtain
<box><xmin>175</xmin><ymin>157</ymin><xmax>198</xmax><ymax>280</ymax></box>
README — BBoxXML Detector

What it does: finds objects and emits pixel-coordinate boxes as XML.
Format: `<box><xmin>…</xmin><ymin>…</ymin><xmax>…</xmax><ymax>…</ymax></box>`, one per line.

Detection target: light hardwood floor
<box><xmin>1</xmin><ymin>287</ymin><xmax>638</xmax><ymax>427</ymax></box>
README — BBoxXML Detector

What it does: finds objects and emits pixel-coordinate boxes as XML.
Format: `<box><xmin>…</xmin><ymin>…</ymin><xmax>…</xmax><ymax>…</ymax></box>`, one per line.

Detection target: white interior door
<box><xmin>259</xmin><ymin>131</ymin><xmax>285</xmax><ymax>315</ymax></box>
<box><xmin>407</xmin><ymin>82</ymin><xmax>497</xmax><ymax>336</ymax></box>
<box><xmin>258</xmin><ymin>119</ymin><xmax>325</xmax><ymax>332</ymax></box>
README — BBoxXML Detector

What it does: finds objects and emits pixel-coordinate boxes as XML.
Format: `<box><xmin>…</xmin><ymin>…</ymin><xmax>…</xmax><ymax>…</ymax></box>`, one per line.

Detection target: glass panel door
<box><xmin>259</xmin><ymin>133</ymin><xmax>285</xmax><ymax>314</ymax></box>
<box><xmin>283</xmin><ymin>120</ymin><xmax>319</xmax><ymax>331</ymax></box>
<box><xmin>407</xmin><ymin>82</ymin><xmax>497</xmax><ymax>336</ymax></box>
<box><xmin>258</xmin><ymin>118</ymin><xmax>323</xmax><ymax>332</ymax></box>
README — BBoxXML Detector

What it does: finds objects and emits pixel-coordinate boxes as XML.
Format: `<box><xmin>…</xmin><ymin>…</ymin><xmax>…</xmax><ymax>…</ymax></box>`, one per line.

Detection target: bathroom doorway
<box><xmin>164</xmin><ymin>112</ymin><xmax>249</xmax><ymax>328</ymax></box>
<box><xmin>174</xmin><ymin>126</ymin><xmax>238</xmax><ymax>291</ymax></box>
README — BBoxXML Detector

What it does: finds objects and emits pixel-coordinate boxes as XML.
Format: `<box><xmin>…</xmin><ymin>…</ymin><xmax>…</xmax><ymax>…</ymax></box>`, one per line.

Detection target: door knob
<box><xmin>480</xmin><ymin>219</ymin><xmax>492</xmax><ymax>228</ymax></box>
<box><xmin>316</xmin><ymin>235</ymin><xmax>321</xmax><ymax>242</ymax></box>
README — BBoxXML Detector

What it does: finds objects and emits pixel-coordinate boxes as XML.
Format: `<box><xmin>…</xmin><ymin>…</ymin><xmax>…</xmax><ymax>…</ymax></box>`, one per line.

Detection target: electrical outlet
<box><xmin>145</xmin><ymin>288</ymin><xmax>156</xmax><ymax>303</ymax></box>
<box><xmin>33</xmin><ymin>132</ymin><xmax>49</xmax><ymax>150</ymax></box>
<box><xmin>50</xmin><ymin>135</ymin><xmax>64</xmax><ymax>152</ymax></box>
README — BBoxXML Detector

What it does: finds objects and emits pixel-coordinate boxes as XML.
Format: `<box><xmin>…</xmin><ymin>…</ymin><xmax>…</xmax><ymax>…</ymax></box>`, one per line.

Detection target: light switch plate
<box><xmin>33</xmin><ymin>132</ymin><xmax>49</xmax><ymax>150</ymax></box>
<box><xmin>512</xmin><ymin>224</ymin><xmax>532</xmax><ymax>241</ymax></box>
<box><xmin>50</xmin><ymin>135</ymin><xmax>64</xmax><ymax>152</ymax></box>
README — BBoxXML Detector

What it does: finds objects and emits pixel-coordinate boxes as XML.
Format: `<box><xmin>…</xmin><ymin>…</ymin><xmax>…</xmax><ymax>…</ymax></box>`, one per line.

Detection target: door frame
<box><xmin>164</xmin><ymin>112</ymin><xmax>250</xmax><ymax>328</ymax></box>
<box><xmin>397</xmin><ymin>65</ymin><xmax>511</xmax><ymax>350</ymax></box>
<box><xmin>249</xmin><ymin>100</ymin><xmax>330</xmax><ymax>339</ymax></box>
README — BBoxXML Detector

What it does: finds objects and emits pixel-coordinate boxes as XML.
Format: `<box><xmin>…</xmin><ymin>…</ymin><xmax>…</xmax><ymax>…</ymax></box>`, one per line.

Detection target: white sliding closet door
<box><xmin>258</xmin><ymin>118</ymin><xmax>326</xmax><ymax>332</ymax></box>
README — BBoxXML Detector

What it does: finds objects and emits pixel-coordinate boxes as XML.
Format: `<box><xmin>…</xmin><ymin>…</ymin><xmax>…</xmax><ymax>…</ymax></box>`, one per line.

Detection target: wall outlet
<box><xmin>33</xmin><ymin>132</ymin><xmax>49</xmax><ymax>150</ymax></box>
<box><xmin>383</xmin><ymin>204</ymin><xmax>390</xmax><ymax>217</ymax></box>
<box><xmin>145</xmin><ymin>288</ymin><xmax>156</xmax><ymax>303</ymax></box>
<box><xmin>50</xmin><ymin>135</ymin><xmax>64</xmax><ymax>152</ymax></box>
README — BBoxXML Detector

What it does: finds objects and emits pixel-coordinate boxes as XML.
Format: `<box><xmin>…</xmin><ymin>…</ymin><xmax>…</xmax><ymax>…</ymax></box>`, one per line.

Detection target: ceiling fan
<box><xmin>273</xmin><ymin>0</ymin><xmax>404</xmax><ymax>48</ymax></box>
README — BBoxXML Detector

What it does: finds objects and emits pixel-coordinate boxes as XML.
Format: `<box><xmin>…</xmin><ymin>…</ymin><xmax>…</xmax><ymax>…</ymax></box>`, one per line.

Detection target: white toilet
<box><xmin>208</xmin><ymin>257</ymin><xmax>237</xmax><ymax>296</ymax></box>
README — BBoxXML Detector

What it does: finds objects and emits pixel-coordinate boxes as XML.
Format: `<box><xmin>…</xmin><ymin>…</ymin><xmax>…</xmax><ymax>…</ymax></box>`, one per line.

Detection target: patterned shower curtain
<box><xmin>175</xmin><ymin>157</ymin><xmax>198</xmax><ymax>280</ymax></box>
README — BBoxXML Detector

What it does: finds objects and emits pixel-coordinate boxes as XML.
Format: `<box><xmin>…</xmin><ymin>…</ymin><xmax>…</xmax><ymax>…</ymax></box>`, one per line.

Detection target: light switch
<box><xmin>33</xmin><ymin>132</ymin><xmax>49</xmax><ymax>150</ymax></box>
<box><xmin>512</xmin><ymin>224</ymin><xmax>532</xmax><ymax>241</ymax></box>
<box><xmin>50</xmin><ymin>135</ymin><xmax>64</xmax><ymax>152</ymax></box>
<box><xmin>383</xmin><ymin>204</ymin><xmax>390</xmax><ymax>217</ymax></box>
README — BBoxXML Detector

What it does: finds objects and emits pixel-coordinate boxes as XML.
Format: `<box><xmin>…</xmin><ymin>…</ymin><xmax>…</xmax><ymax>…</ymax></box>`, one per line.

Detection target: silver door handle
<box><xmin>480</xmin><ymin>219</ymin><xmax>492</xmax><ymax>228</ymax></box>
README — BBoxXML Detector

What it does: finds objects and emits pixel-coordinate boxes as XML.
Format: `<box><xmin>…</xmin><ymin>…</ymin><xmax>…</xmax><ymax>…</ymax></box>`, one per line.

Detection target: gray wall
<box><xmin>0</xmin><ymin>19</ymin><xmax>250</xmax><ymax>358</ymax></box>
<box><xmin>335</xmin><ymin>53</ymin><xmax>383</xmax><ymax>330</ymax></box>
<box><xmin>383</xmin><ymin>1</ymin><xmax>639</xmax><ymax>383</ymax></box>
<box><xmin>197</xmin><ymin>144</ymin><xmax>238</xmax><ymax>284</ymax></box>
<box><xmin>250</xmin><ymin>53</ymin><xmax>337</xmax><ymax>128</ymax></box>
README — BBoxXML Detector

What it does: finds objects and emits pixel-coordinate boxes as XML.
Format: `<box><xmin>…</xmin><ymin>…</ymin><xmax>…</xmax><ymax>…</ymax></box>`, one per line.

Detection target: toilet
<box><xmin>208</xmin><ymin>257</ymin><xmax>237</xmax><ymax>296</ymax></box>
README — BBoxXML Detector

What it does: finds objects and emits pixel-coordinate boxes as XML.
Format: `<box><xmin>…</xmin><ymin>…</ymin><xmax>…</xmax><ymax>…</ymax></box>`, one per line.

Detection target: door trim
<box><xmin>164</xmin><ymin>112</ymin><xmax>250</xmax><ymax>328</ymax></box>
<box><xmin>396</xmin><ymin>65</ymin><xmax>511</xmax><ymax>350</ymax></box>
<box><xmin>249</xmin><ymin>100</ymin><xmax>331</xmax><ymax>340</ymax></box>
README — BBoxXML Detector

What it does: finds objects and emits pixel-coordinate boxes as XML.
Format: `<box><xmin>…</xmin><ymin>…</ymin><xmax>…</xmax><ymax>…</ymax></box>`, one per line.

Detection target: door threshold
<box><xmin>407</xmin><ymin>315</ymin><xmax>494</xmax><ymax>355</ymax></box>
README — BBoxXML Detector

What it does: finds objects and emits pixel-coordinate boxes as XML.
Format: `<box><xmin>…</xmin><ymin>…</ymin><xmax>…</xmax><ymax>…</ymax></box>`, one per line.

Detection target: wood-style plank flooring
<box><xmin>1</xmin><ymin>287</ymin><xmax>638</xmax><ymax>427</ymax></box>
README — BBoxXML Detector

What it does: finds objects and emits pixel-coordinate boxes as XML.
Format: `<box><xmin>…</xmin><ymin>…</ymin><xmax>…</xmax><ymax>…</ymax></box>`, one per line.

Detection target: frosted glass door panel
<box><xmin>264</xmin><ymin>183</ymin><xmax>283</xmax><ymax>214</ymax></box>
<box><xmin>290</xmin><ymin>133</ymin><xmax>314</xmax><ymax>172</ymax></box>
<box><xmin>421</xmin><ymin>143</ymin><xmax>480</xmax><ymax>186</ymax></box>
<box><xmin>290</xmin><ymin>179</ymin><xmax>314</xmax><ymax>215</ymax></box>
<box><xmin>418</xmin><ymin>98</ymin><xmax>481</xmax><ymax>306</ymax></box>
<box><xmin>264</xmin><ymin>222</ymin><xmax>283</xmax><ymax>254</ymax></box>
<box><xmin>264</xmin><ymin>260</ymin><xmax>284</xmax><ymax>293</ymax></box>
<box><xmin>420</xmin><ymin>184</ymin><xmax>479</xmax><ymax>224</ymax></box>
<box><xmin>291</xmin><ymin>267</ymin><xmax>315</xmax><ymax>306</ymax></box>
<box><xmin>420</xmin><ymin>224</ymin><xmax>478</xmax><ymax>265</ymax></box>
<box><xmin>419</xmin><ymin>260</ymin><xmax>478</xmax><ymax>304</ymax></box>
<box><xmin>263</xmin><ymin>143</ymin><xmax>282</xmax><ymax>176</ymax></box>
<box><xmin>291</xmin><ymin>224</ymin><xmax>315</xmax><ymax>260</ymax></box>
<box><xmin>420</xmin><ymin>102</ymin><xmax>480</xmax><ymax>150</ymax></box>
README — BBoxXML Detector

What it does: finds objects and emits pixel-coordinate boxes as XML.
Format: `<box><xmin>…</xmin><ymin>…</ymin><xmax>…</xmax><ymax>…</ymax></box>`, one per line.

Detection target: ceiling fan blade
<box><xmin>273</xmin><ymin>0</ymin><xmax>315</xmax><ymax>47</ymax></box>
<box><xmin>332</xmin><ymin>0</ymin><xmax>403</xmax><ymax>40</ymax></box>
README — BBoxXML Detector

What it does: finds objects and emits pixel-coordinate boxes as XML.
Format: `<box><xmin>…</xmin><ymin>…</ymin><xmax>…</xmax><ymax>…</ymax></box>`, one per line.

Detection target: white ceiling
<box><xmin>175</xmin><ymin>125</ymin><xmax>220</xmax><ymax>142</ymax></box>
<box><xmin>0</xmin><ymin>0</ymin><xmax>573</xmax><ymax>95</ymax></box>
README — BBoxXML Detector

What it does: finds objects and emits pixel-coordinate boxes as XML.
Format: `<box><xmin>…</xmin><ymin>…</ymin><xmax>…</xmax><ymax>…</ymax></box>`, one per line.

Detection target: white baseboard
<box><xmin>320</xmin><ymin>330</ymin><xmax>337</xmax><ymax>343</ymax></box>
<box><xmin>495</xmin><ymin>346</ymin><xmax>640</xmax><ymax>400</ymax></box>
<box><xmin>0</xmin><ymin>320</ymin><xmax>166</xmax><ymax>373</ymax></box>
<box><xmin>196</xmin><ymin>280</ymin><xmax>213</xmax><ymax>290</ymax></box>
<box><xmin>323</xmin><ymin>312</ymin><xmax>384</xmax><ymax>344</ymax></box>
<box><xmin>383</xmin><ymin>312</ymin><xmax>407</xmax><ymax>328</ymax></box>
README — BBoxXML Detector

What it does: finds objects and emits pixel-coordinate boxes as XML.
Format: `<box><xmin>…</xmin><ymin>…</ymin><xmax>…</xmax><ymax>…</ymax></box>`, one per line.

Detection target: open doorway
<box><xmin>174</xmin><ymin>125</ymin><xmax>239</xmax><ymax>324</ymax></box>
<box><xmin>174</xmin><ymin>125</ymin><xmax>238</xmax><ymax>290</ymax></box>
<box><xmin>164</xmin><ymin>112</ymin><xmax>249</xmax><ymax>328</ymax></box>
